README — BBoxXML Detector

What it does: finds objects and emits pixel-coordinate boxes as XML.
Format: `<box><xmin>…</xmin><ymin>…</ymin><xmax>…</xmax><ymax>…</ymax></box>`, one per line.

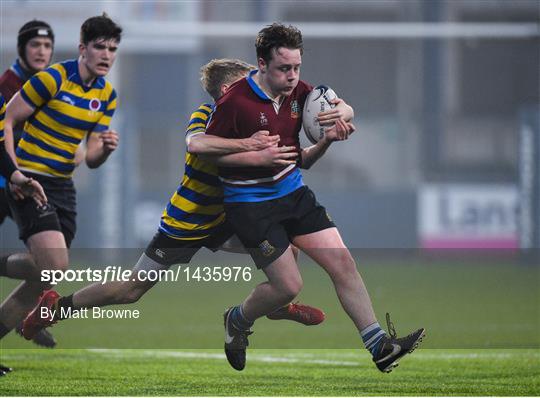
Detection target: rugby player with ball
<box><xmin>205</xmin><ymin>22</ymin><xmax>425</xmax><ymax>373</ymax></box>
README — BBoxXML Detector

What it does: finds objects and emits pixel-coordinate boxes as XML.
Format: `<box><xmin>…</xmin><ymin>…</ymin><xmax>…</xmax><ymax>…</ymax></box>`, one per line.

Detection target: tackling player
<box><xmin>0</xmin><ymin>20</ymin><xmax>59</xmax><ymax>349</ymax></box>
<box><xmin>22</xmin><ymin>59</ymin><xmax>325</xmax><ymax>341</ymax></box>
<box><xmin>205</xmin><ymin>23</ymin><xmax>425</xmax><ymax>373</ymax></box>
<box><xmin>0</xmin><ymin>14</ymin><xmax>122</xmax><ymax>374</ymax></box>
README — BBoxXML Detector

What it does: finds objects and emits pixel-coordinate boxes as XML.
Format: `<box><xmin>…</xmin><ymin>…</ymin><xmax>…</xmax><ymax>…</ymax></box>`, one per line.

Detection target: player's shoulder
<box><xmin>42</xmin><ymin>60</ymin><xmax>72</xmax><ymax>80</ymax></box>
<box><xmin>296</xmin><ymin>80</ymin><xmax>313</xmax><ymax>94</ymax></box>
<box><xmin>0</xmin><ymin>69</ymin><xmax>21</xmax><ymax>100</ymax></box>
<box><xmin>214</xmin><ymin>78</ymin><xmax>249</xmax><ymax>109</ymax></box>
<box><xmin>0</xmin><ymin>68</ymin><xmax>17</xmax><ymax>86</ymax></box>
<box><xmin>193</xmin><ymin>102</ymin><xmax>214</xmax><ymax>115</ymax></box>
<box><xmin>0</xmin><ymin>94</ymin><xmax>5</xmax><ymax>108</ymax></box>
<box><xmin>100</xmin><ymin>79</ymin><xmax>116</xmax><ymax>98</ymax></box>
<box><xmin>189</xmin><ymin>103</ymin><xmax>214</xmax><ymax>123</ymax></box>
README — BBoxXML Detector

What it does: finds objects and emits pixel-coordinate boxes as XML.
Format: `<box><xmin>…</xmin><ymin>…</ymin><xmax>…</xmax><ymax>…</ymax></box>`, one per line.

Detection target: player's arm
<box><xmin>317</xmin><ymin>98</ymin><xmax>354</xmax><ymax>126</ymax></box>
<box><xmin>4</xmin><ymin>93</ymin><xmax>35</xmax><ymax>162</ymax></box>
<box><xmin>86</xmin><ymin>87</ymin><xmax>118</xmax><ymax>169</ymax></box>
<box><xmin>3</xmin><ymin>167</ymin><xmax>48</xmax><ymax>206</ymax></box>
<box><xmin>199</xmin><ymin>96</ymin><xmax>293</xmax><ymax>166</ymax></box>
<box><xmin>187</xmin><ymin>130</ymin><xmax>279</xmax><ymax>155</ymax></box>
<box><xmin>300</xmin><ymin>119</ymin><xmax>356</xmax><ymax>170</ymax></box>
<box><xmin>85</xmin><ymin>130</ymin><xmax>119</xmax><ymax>169</ymax></box>
<box><xmin>74</xmin><ymin>143</ymin><xmax>86</xmax><ymax>167</ymax></box>
<box><xmin>213</xmin><ymin>145</ymin><xmax>298</xmax><ymax>167</ymax></box>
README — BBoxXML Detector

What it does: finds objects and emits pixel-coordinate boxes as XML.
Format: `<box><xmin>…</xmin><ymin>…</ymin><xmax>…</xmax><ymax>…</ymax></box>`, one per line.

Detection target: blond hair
<box><xmin>200</xmin><ymin>58</ymin><xmax>255</xmax><ymax>101</ymax></box>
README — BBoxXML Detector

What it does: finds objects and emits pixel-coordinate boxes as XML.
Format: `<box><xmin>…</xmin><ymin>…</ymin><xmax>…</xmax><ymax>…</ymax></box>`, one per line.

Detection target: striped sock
<box><xmin>229</xmin><ymin>305</ymin><xmax>253</xmax><ymax>331</ymax></box>
<box><xmin>361</xmin><ymin>322</ymin><xmax>386</xmax><ymax>355</ymax></box>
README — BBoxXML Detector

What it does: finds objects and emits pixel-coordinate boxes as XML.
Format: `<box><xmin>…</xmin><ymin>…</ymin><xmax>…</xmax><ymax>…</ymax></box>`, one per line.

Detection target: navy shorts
<box><xmin>145</xmin><ymin>222</ymin><xmax>235</xmax><ymax>266</ymax></box>
<box><xmin>224</xmin><ymin>186</ymin><xmax>335</xmax><ymax>269</ymax></box>
<box><xmin>7</xmin><ymin>172</ymin><xmax>77</xmax><ymax>247</ymax></box>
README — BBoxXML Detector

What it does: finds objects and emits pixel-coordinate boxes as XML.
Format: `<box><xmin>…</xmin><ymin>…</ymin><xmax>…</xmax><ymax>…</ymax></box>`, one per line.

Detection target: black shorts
<box><xmin>144</xmin><ymin>222</ymin><xmax>235</xmax><ymax>266</ymax></box>
<box><xmin>224</xmin><ymin>186</ymin><xmax>335</xmax><ymax>269</ymax></box>
<box><xmin>7</xmin><ymin>172</ymin><xmax>77</xmax><ymax>248</ymax></box>
<box><xmin>0</xmin><ymin>188</ymin><xmax>12</xmax><ymax>224</ymax></box>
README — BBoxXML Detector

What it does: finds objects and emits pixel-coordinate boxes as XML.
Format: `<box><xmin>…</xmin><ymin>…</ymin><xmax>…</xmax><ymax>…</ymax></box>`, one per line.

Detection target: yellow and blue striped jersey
<box><xmin>17</xmin><ymin>59</ymin><xmax>117</xmax><ymax>178</ymax></box>
<box><xmin>159</xmin><ymin>103</ymin><xmax>226</xmax><ymax>240</ymax></box>
<box><xmin>0</xmin><ymin>95</ymin><xmax>5</xmax><ymax>143</ymax></box>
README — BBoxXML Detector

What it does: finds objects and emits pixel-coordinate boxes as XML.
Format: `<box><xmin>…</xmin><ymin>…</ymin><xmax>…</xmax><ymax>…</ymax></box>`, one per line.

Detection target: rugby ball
<box><xmin>302</xmin><ymin>85</ymin><xmax>338</xmax><ymax>144</ymax></box>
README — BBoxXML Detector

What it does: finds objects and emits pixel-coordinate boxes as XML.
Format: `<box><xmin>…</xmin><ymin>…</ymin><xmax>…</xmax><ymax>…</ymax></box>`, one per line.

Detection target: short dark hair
<box><xmin>255</xmin><ymin>23</ymin><xmax>303</xmax><ymax>64</ymax></box>
<box><xmin>80</xmin><ymin>13</ymin><xmax>122</xmax><ymax>45</ymax></box>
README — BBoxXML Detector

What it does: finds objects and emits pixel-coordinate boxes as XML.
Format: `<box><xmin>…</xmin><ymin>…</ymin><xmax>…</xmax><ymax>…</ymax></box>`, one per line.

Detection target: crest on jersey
<box><xmin>291</xmin><ymin>100</ymin><xmax>299</xmax><ymax>119</ymax></box>
<box><xmin>259</xmin><ymin>112</ymin><xmax>268</xmax><ymax>126</ymax></box>
<box><xmin>89</xmin><ymin>98</ymin><xmax>101</xmax><ymax>112</ymax></box>
<box><xmin>259</xmin><ymin>240</ymin><xmax>276</xmax><ymax>257</ymax></box>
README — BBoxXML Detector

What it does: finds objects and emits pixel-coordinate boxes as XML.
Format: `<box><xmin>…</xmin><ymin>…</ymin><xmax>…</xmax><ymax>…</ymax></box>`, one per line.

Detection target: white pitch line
<box><xmin>86</xmin><ymin>349</ymin><xmax>361</xmax><ymax>367</ymax></box>
<box><xmin>86</xmin><ymin>348</ymin><xmax>539</xmax><ymax>363</ymax></box>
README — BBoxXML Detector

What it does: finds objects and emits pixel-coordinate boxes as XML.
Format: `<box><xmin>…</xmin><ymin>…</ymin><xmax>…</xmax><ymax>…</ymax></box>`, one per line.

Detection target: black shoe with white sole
<box><xmin>372</xmin><ymin>313</ymin><xmax>425</xmax><ymax>373</ymax></box>
<box><xmin>0</xmin><ymin>364</ymin><xmax>12</xmax><ymax>376</ymax></box>
<box><xmin>223</xmin><ymin>308</ymin><xmax>253</xmax><ymax>371</ymax></box>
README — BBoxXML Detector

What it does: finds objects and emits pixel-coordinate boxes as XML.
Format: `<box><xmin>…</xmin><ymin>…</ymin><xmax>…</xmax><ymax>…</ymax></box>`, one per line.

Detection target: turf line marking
<box><xmin>86</xmin><ymin>349</ymin><xmax>539</xmax><ymax>363</ymax></box>
<box><xmin>86</xmin><ymin>349</ymin><xmax>360</xmax><ymax>366</ymax></box>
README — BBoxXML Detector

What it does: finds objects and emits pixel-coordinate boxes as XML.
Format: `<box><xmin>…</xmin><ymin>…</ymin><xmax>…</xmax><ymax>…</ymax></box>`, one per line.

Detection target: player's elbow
<box><xmin>186</xmin><ymin>139</ymin><xmax>203</xmax><ymax>155</ymax></box>
<box><xmin>85</xmin><ymin>159</ymin><xmax>99</xmax><ymax>169</ymax></box>
<box><xmin>299</xmin><ymin>154</ymin><xmax>312</xmax><ymax>169</ymax></box>
<box><xmin>85</xmin><ymin>156</ymin><xmax>102</xmax><ymax>169</ymax></box>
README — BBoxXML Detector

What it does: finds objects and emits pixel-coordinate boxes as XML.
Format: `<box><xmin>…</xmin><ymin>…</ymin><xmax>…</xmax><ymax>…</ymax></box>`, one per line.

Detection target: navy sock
<box><xmin>229</xmin><ymin>305</ymin><xmax>253</xmax><ymax>331</ymax></box>
<box><xmin>361</xmin><ymin>322</ymin><xmax>386</xmax><ymax>356</ymax></box>
<box><xmin>57</xmin><ymin>294</ymin><xmax>75</xmax><ymax>320</ymax></box>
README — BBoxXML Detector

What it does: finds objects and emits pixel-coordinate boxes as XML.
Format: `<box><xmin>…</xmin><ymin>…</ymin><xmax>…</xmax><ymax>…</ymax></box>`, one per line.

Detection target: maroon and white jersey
<box><xmin>206</xmin><ymin>70</ymin><xmax>312</xmax><ymax>203</ymax></box>
<box><xmin>0</xmin><ymin>60</ymin><xmax>34</xmax><ymax>140</ymax></box>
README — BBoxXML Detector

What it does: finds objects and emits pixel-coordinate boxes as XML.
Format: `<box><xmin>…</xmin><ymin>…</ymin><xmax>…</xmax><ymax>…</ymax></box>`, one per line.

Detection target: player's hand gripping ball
<box><xmin>302</xmin><ymin>85</ymin><xmax>338</xmax><ymax>144</ymax></box>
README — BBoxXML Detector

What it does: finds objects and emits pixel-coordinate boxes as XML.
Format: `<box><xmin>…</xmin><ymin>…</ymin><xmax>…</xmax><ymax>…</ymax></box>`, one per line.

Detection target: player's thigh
<box><xmin>292</xmin><ymin>227</ymin><xmax>355</xmax><ymax>275</ymax></box>
<box><xmin>262</xmin><ymin>246</ymin><xmax>303</xmax><ymax>294</ymax></box>
<box><xmin>121</xmin><ymin>245</ymin><xmax>184</xmax><ymax>300</ymax></box>
<box><xmin>55</xmin><ymin>205</ymin><xmax>77</xmax><ymax>249</ymax></box>
<box><xmin>144</xmin><ymin>231</ymin><xmax>202</xmax><ymax>267</ymax></box>
<box><xmin>26</xmin><ymin>230</ymin><xmax>68</xmax><ymax>271</ymax></box>
<box><xmin>224</xmin><ymin>202</ymin><xmax>291</xmax><ymax>269</ymax></box>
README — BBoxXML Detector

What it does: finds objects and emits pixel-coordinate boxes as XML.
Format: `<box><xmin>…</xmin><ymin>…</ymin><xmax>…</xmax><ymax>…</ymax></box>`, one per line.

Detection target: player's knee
<box><xmin>47</xmin><ymin>258</ymin><xmax>69</xmax><ymax>273</ymax></box>
<box><xmin>329</xmin><ymin>252</ymin><xmax>358</xmax><ymax>280</ymax></box>
<box><xmin>290</xmin><ymin>245</ymin><xmax>300</xmax><ymax>261</ymax></box>
<box><xmin>277</xmin><ymin>277</ymin><xmax>303</xmax><ymax>302</ymax></box>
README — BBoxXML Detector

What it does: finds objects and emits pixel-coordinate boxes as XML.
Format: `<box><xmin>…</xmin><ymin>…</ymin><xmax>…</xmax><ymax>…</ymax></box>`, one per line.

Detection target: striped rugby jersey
<box><xmin>17</xmin><ymin>59</ymin><xmax>117</xmax><ymax>178</ymax></box>
<box><xmin>159</xmin><ymin>103</ymin><xmax>226</xmax><ymax>240</ymax></box>
<box><xmin>206</xmin><ymin>70</ymin><xmax>312</xmax><ymax>203</ymax></box>
<box><xmin>0</xmin><ymin>95</ymin><xmax>5</xmax><ymax>142</ymax></box>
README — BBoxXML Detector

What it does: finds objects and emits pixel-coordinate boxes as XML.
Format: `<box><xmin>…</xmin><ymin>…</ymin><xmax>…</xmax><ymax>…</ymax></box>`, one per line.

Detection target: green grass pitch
<box><xmin>0</xmin><ymin>348</ymin><xmax>538</xmax><ymax>395</ymax></box>
<box><xmin>0</xmin><ymin>254</ymin><xmax>539</xmax><ymax>395</ymax></box>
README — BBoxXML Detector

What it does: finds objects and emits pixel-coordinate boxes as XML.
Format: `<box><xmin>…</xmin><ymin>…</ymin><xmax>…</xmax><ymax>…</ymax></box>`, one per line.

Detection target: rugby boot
<box><xmin>266</xmin><ymin>302</ymin><xmax>325</xmax><ymax>325</ymax></box>
<box><xmin>22</xmin><ymin>290</ymin><xmax>60</xmax><ymax>340</ymax></box>
<box><xmin>224</xmin><ymin>307</ymin><xmax>252</xmax><ymax>371</ymax></box>
<box><xmin>372</xmin><ymin>313</ymin><xmax>425</xmax><ymax>373</ymax></box>
<box><xmin>16</xmin><ymin>323</ymin><xmax>57</xmax><ymax>348</ymax></box>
